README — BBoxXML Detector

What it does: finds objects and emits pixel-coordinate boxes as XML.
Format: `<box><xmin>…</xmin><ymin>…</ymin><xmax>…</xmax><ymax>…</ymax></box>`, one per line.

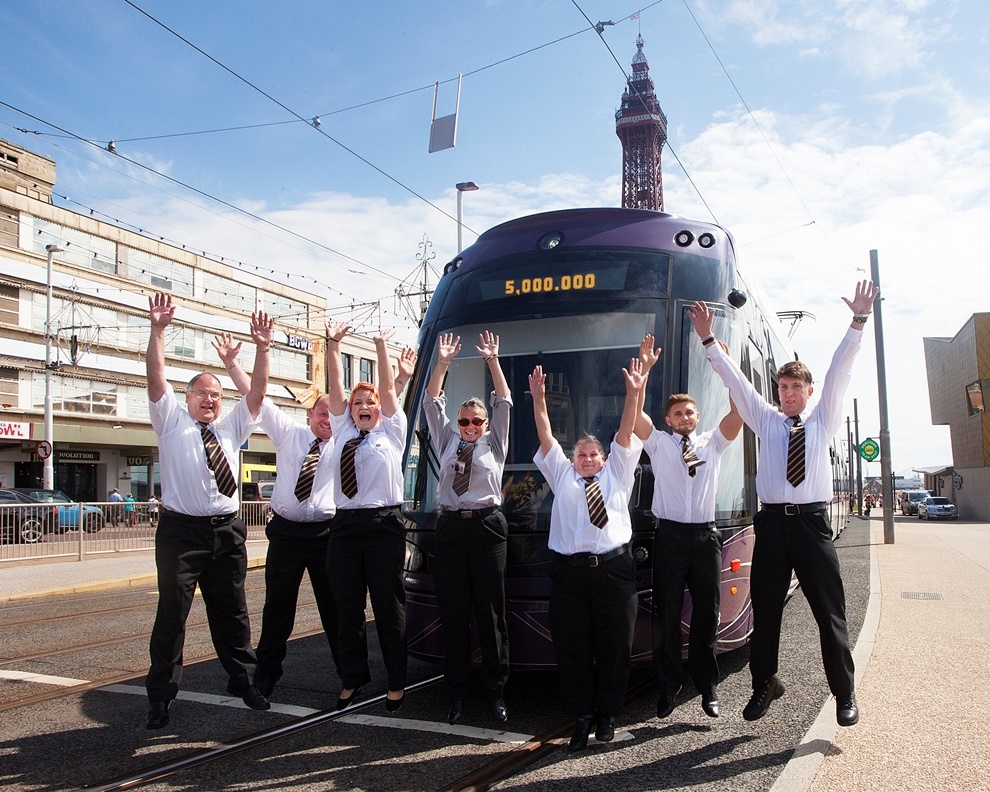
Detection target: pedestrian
<box><xmin>143</xmin><ymin>291</ymin><xmax>273</xmax><ymax>730</ymax></box>
<box><xmin>212</xmin><ymin>331</ymin><xmax>415</xmax><ymax>700</ymax></box>
<box><xmin>423</xmin><ymin>330</ymin><xmax>511</xmax><ymax>725</ymax></box>
<box><xmin>125</xmin><ymin>492</ymin><xmax>136</xmax><ymax>526</ymax></box>
<box><xmin>147</xmin><ymin>494</ymin><xmax>159</xmax><ymax>527</ymax></box>
<box><xmin>634</xmin><ymin>334</ymin><xmax>742</xmax><ymax>720</ymax></box>
<box><xmin>529</xmin><ymin>358</ymin><xmax>646</xmax><ymax>751</ymax></box>
<box><xmin>687</xmin><ymin>279</ymin><xmax>879</xmax><ymax>728</ymax></box>
<box><xmin>108</xmin><ymin>488</ymin><xmax>123</xmax><ymax>526</ymax></box>
<box><xmin>325</xmin><ymin>322</ymin><xmax>408</xmax><ymax>713</ymax></box>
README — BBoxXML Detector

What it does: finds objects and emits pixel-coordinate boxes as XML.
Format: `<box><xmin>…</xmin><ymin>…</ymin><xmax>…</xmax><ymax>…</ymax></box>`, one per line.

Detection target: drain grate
<box><xmin>901</xmin><ymin>591</ymin><xmax>943</xmax><ymax>600</ymax></box>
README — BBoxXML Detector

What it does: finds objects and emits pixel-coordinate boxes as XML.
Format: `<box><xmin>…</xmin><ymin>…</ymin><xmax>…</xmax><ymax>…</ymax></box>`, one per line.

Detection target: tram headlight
<box><xmin>698</xmin><ymin>232</ymin><xmax>716</xmax><ymax>248</ymax></box>
<box><xmin>443</xmin><ymin>257</ymin><xmax>463</xmax><ymax>275</ymax></box>
<box><xmin>632</xmin><ymin>544</ymin><xmax>649</xmax><ymax>564</ymax></box>
<box><xmin>674</xmin><ymin>230</ymin><xmax>694</xmax><ymax>247</ymax></box>
<box><xmin>728</xmin><ymin>288</ymin><xmax>748</xmax><ymax>308</ymax></box>
<box><xmin>537</xmin><ymin>231</ymin><xmax>564</xmax><ymax>251</ymax></box>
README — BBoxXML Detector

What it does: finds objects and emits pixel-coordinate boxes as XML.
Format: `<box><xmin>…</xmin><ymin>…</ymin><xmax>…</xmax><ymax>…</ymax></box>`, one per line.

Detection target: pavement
<box><xmin>2</xmin><ymin>516</ymin><xmax>988</xmax><ymax>791</ymax></box>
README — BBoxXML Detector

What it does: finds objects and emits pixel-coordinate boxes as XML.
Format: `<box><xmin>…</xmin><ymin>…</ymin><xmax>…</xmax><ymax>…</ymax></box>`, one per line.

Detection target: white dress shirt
<box><xmin>706</xmin><ymin>326</ymin><xmax>863</xmax><ymax>505</ymax></box>
<box><xmin>260</xmin><ymin>399</ymin><xmax>336</xmax><ymax>522</ymax></box>
<box><xmin>149</xmin><ymin>383</ymin><xmax>258</xmax><ymax>516</ymax></box>
<box><xmin>329</xmin><ymin>409</ymin><xmax>407</xmax><ymax>508</ymax></box>
<box><xmin>534</xmin><ymin>437</ymin><xmax>643</xmax><ymax>555</ymax></box>
<box><xmin>644</xmin><ymin>426</ymin><xmax>729</xmax><ymax>523</ymax></box>
<box><xmin>423</xmin><ymin>391</ymin><xmax>511</xmax><ymax>510</ymax></box>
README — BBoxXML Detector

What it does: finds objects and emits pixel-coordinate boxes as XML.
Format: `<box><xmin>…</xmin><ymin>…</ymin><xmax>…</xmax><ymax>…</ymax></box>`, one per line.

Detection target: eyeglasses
<box><xmin>458</xmin><ymin>417</ymin><xmax>487</xmax><ymax>427</ymax></box>
<box><xmin>188</xmin><ymin>390</ymin><xmax>223</xmax><ymax>402</ymax></box>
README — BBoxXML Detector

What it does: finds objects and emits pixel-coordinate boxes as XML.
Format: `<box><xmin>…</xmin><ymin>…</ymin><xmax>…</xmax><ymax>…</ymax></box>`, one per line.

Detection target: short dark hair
<box><xmin>777</xmin><ymin>361</ymin><xmax>813</xmax><ymax>385</ymax></box>
<box><xmin>665</xmin><ymin>393</ymin><xmax>697</xmax><ymax>416</ymax></box>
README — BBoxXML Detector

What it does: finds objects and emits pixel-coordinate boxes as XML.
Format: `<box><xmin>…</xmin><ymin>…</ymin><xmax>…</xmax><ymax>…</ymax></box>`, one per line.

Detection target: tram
<box><xmin>400</xmin><ymin>208</ymin><xmax>848</xmax><ymax>669</ymax></box>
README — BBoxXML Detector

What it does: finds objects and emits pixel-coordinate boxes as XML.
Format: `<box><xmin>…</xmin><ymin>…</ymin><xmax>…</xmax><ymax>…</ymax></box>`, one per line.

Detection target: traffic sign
<box><xmin>35</xmin><ymin>440</ymin><xmax>53</xmax><ymax>460</ymax></box>
<box><xmin>859</xmin><ymin>438</ymin><xmax>879</xmax><ymax>461</ymax></box>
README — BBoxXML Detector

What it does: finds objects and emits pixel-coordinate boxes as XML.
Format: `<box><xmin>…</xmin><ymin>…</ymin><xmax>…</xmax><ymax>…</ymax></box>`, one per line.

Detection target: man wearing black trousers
<box><xmin>144</xmin><ymin>292</ymin><xmax>272</xmax><ymax>730</ymax></box>
<box><xmin>688</xmin><ymin>280</ymin><xmax>879</xmax><ymax>727</ymax></box>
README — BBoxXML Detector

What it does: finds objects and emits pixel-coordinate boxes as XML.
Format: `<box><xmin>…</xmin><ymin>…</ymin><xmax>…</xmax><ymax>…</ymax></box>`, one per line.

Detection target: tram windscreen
<box><xmin>405</xmin><ymin>312</ymin><xmax>657</xmax><ymax>529</ymax></box>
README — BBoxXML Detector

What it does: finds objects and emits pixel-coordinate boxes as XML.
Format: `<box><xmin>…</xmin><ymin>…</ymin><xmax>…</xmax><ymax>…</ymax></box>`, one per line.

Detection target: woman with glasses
<box><xmin>423</xmin><ymin>330</ymin><xmax>511</xmax><ymax>725</ymax></box>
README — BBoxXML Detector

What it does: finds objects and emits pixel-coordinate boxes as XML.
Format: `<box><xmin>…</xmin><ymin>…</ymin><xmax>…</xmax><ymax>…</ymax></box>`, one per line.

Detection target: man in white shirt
<box><xmin>688</xmin><ymin>280</ymin><xmax>878</xmax><ymax>728</ymax></box>
<box><xmin>635</xmin><ymin>335</ymin><xmax>742</xmax><ymax>720</ymax></box>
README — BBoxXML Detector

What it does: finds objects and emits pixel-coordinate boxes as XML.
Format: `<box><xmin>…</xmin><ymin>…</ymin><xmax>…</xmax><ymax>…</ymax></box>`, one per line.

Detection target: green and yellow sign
<box><xmin>859</xmin><ymin>438</ymin><xmax>880</xmax><ymax>462</ymax></box>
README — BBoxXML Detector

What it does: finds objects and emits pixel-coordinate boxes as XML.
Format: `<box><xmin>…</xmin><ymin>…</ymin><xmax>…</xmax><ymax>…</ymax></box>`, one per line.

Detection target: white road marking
<box><xmin>337</xmin><ymin>712</ymin><xmax>533</xmax><ymax>744</ymax></box>
<box><xmin>0</xmin><ymin>669</ymin><xmax>89</xmax><ymax>686</ymax></box>
<box><xmin>103</xmin><ymin>683</ymin><xmax>319</xmax><ymax>717</ymax></box>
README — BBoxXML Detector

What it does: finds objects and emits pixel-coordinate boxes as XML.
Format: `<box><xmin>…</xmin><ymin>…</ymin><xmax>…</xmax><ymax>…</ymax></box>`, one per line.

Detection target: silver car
<box><xmin>918</xmin><ymin>497</ymin><xmax>958</xmax><ymax>521</ymax></box>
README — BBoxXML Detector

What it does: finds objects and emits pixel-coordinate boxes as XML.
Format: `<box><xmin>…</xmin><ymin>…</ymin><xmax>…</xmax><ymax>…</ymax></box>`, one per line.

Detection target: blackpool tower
<box><xmin>615</xmin><ymin>34</ymin><xmax>667</xmax><ymax>210</ymax></box>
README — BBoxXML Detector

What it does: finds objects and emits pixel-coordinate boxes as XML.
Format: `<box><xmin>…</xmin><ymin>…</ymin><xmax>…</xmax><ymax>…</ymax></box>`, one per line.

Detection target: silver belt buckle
<box><xmin>784</xmin><ymin>504</ymin><xmax>799</xmax><ymax>516</ymax></box>
<box><xmin>588</xmin><ymin>555</ymin><xmax>599</xmax><ymax>567</ymax></box>
<box><xmin>460</xmin><ymin>510</ymin><xmax>473</xmax><ymax>519</ymax></box>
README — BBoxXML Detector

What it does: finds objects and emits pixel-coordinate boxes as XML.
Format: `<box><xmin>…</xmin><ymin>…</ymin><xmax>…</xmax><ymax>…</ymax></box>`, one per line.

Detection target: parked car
<box><xmin>0</xmin><ymin>489</ymin><xmax>57</xmax><ymax>543</ymax></box>
<box><xmin>899</xmin><ymin>490</ymin><xmax>931</xmax><ymax>516</ymax></box>
<box><xmin>918</xmin><ymin>496</ymin><xmax>958</xmax><ymax>521</ymax></box>
<box><xmin>11</xmin><ymin>488</ymin><xmax>105</xmax><ymax>533</ymax></box>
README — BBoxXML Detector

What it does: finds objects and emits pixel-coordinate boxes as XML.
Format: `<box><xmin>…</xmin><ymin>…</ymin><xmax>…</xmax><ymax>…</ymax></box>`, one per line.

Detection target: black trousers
<box><xmin>327</xmin><ymin>507</ymin><xmax>407</xmax><ymax>691</ymax></box>
<box><xmin>652</xmin><ymin>519</ymin><xmax>722</xmax><ymax>698</ymax></box>
<box><xmin>434</xmin><ymin>509</ymin><xmax>509</xmax><ymax>701</ymax></box>
<box><xmin>548</xmin><ymin>550</ymin><xmax>637</xmax><ymax>717</ymax></box>
<box><xmin>255</xmin><ymin>520</ymin><xmax>339</xmax><ymax>688</ymax></box>
<box><xmin>749</xmin><ymin>508</ymin><xmax>855</xmax><ymax>696</ymax></box>
<box><xmin>146</xmin><ymin>511</ymin><xmax>256</xmax><ymax>703</ymax></box>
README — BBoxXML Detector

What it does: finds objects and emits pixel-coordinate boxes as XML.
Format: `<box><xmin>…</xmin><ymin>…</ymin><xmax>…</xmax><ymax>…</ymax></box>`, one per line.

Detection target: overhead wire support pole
<box><xmin>871</xmin><ymin>249</ymin><xmax>895</xmax><ymax>544</ymax></box>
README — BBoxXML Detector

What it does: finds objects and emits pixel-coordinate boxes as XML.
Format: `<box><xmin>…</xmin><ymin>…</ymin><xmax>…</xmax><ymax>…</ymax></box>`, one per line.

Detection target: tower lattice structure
<box><xmin>615</xmin><ymin>34</ymin><xmax>667</xmax><ymax>211</ymax></box>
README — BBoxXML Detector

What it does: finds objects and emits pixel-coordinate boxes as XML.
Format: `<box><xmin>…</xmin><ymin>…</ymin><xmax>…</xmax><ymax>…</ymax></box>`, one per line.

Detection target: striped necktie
<box><xmin>583</xmin><ymin>476</ymin><xmax>609</xmax><ymax>529</ymax></box>
<box><xmin>339</xmin><ymin>430</ymin><xmax>368</xmax><ymax>499</ymax></box>
<box><xmin>198</xmin><ymin>422</ymin><xmax>238</xmax><ymax>498</ymax></box>
<box><xmin>452</xmin><ymin>441</ymin><xmax>475</xmax><ymax>496</ymax></box>
<box><xmin>681</xmin><ymin>435</ymin><xmax>705</xmax><ymax>478</ymax></box>
<box><xmin>294</xmin><ymin>437</ymin><xmax>322</xmax><ymax>501</ymax></box>
<box><xmin>786</xmin><ymin>416</ymin><xmax>806</xmax><ymax>487</ymax></box>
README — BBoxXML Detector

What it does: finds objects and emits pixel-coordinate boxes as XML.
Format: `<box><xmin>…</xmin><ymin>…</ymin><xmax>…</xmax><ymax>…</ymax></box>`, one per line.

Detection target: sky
<box><xmin>4</xmin><ymin>0</ymin><xmax>990</xmax><ymax>475</ymax></box>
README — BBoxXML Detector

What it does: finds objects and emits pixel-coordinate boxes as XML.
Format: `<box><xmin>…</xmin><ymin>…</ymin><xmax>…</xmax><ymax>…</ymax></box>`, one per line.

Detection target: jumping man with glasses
<box><xmin>423</xmin><ymin>330</ymin><xmax>512</xmax><ymax>725</ymax></box>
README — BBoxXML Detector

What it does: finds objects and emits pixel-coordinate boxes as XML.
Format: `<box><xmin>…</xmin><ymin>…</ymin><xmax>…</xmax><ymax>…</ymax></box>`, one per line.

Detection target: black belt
<box><xmin>658</xmin><ymin>518</ymin><xmax>717</xmax><ymax>530</ymax></box>
<box><xmin>554</xmin><ymin>544</ymin><xmax>629</xmax><ymax>568</ymax></box>
<box><xmin>440</xmin><ymin>506</ymin><xmax>497</xmax><ymax>520</ymax></box>
<box><xmin>762</xmin><ymin>502</ymin><xmax>826</xmax><ymax>516</ymax></box>
<box><xmin>165</xmin><ymin>510</ymin><xmax>237</xmax><ymax>526</ymax></box>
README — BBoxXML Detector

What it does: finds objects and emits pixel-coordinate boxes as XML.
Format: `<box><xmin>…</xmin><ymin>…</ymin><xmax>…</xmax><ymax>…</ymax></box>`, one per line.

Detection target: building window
<box><xmin>0</xmin><ymin>367</ymin><xmax>17</xmax><ymax>407</ymax></box>
<box><xmin>967</xmin><ymin>381</ymin><xmax>986</xmax><ymax>416</ymax></box>
<box><xmin>359</xmin><ymin>357</ymin><xmax>374</xmax><ymax>384</ymax></box>
<box><xmin>0</xmin><ymin>283</ymin><xmax>18</xmax><ymax>326</ymax></box>
<box><xmin>200</xmin><ymin>271</ymin><xmax>256</xmax><ymax>312</ymax></box>
<box><xmin>260</xmin><ymin>291</ymin><xmax>308</xmax><ymax>330</ymax></box>
<box><xmin>0</xmin><ymin>205</ymin><xmax>18</xmax><ymax>249</ymax></box>
<box><xmin>28</xmin><ymin>216</ymin><xmax>116</xmax><ymax>274</ymax></box>
<box><xmin>341</xmin><ymin>353</ymin><xmax>353</xmax><ymax>390</ymax></box>
<box><xmin>120</xmin><ymin>247</ymin><xmax>194</xmax><ymax>295</ymax></box>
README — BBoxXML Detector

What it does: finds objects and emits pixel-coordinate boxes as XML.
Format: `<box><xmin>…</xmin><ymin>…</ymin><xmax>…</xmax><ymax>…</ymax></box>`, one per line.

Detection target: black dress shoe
<box><xmin>491</xmin><ymin>697</ymin><xmax>508</xmax><ymax>723</ymax></box>
<box><xmin>656</xmin><ymin>692</ymin><xmax>676</xmax><ymax>719</ymax></box>
<box><xmin>701</xmin><ymin>691</ymin><xmax>720</xmax><ymax>718</ymax></box>
<box><xmin>146</xmin><ymin>700</ymin><xmax>172</xmax><ymax>730</ymax></box>
<box><xmin>568</xmin><ymin>715</ymin><xmax>594</xmax><ymax>751</ymax></box>
<box><xmin>384</xmin><ymin>692</ymin><xmax>404</xmax><ymax>712</ymax></box>
<box><xmin>254</xmin><ymin>673</ymin><xmax>276</xmax><ymax>699</ymax></box>
<box><xmin>227</xmin><ymin>683</ymin><xmax>271</xmax><ymax>711</ymax></box>
<box><xmin>448</xmin><ymin>700</ymin><xmax>464</xmax><ymax>725</ymax></box>
<box><xmin>743</xmin><ymin>675</ymin><xmax>785</xmax><ymax>721</ymax></box>
<box><xmin>335</xmin><ymin>685</ymin><xmax>363</xmax><ymax>711</ymax></box>
<box><xmin>595</xmin><ymin>715</ymin><xmax>616</xmax><ymax>742</ymax></box>
<box><xmin>836</xmin><ymin>692</ymin><xmax>859</xmax><ymax>726</ymax></box>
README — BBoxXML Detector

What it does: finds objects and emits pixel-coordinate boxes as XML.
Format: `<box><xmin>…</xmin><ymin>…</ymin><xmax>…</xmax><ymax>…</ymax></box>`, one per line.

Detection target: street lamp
<box><xmin>44</xmin><ymin>243</ymin><xmax>63</xmax><ymax>490</ymax></box>
<box><xmin>455</xmin><ymin>181</ymin><xmax>479</xmax><ymax>254</ymax></box>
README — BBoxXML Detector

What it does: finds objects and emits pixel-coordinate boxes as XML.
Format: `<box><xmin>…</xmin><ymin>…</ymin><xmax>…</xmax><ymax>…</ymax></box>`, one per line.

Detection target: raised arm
<box><xmin>395</xmin><ymin>346</ymin><xmax>417</xmax><ymax>397</ymax></box>
<box><xmin>634</xmin><ymin>334</ymin><xmax>661</xmax><ymax>440</ymax></box>
<box><xmin>426</xmin><ymin>332</ymin><xmax>461</xmax><ymax>399</ymax></box>
<box><xmin>719</xmin><ymin>394</ymin><xmax>744</xmax><ymax>442</ymax></box>
<box><xmin>528</xmin><ymin>365</ymin><xmax>554</xmax><ymax>455</ymax></box>
<box><xmin>146</xmin><ymin>292</ymin><xmax>176</xmax><ymax>403</ymax></box>
<box><xmin>212</xmin><ymin>332</ymin><xmax>250</xmax><ymax>396</ymax></box>
<box><xmin>325</xmin><ymin>321</ymin><xmax>352</xmax><ymax>416</ymax></box>
<box><xmin>618</xmin><ymin>358</ymin><xmax>647</xmax><ymax>449</ymax></box>
<box><xmin>246</xmin><ymin>311</ymin><xmax>273</xmax><ymax>418</ymax></box>
<box><xmin>842</xmin><ymin>279</ymin><xmax>880</xmax><ymax>331</ymax></box>
<box><xmin>476</xmin><ymin>330</ymin><xmax>509</xmax><ymax>399</ymax></box>
<box><xmin>374</xmin><ymin>328</ymin><xmax>399</xmax><ymax>417</ymax></box>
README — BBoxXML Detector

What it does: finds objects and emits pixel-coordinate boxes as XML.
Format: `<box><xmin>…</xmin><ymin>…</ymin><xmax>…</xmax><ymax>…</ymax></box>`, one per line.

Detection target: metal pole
<box><xmin>847</xmin><ymin>417</ymin><xmax>854</xmax><ymax>513</ymax></box>
<box><xmin>871</xmin><ymin>250</ymin><xmax>895</xmax><ymax>544</ymax></box>
<box><xmin>456</xmin><ymin>189</ymin><xmax>463</xmax><ymax>254</ymax></box>
<box><xmin>44</xmin><ymin>244</ymin><xmax>62</xmax><ymax>491</ymax></box>
<box><xmin>854</xmin><ymin>398</ymin><xmax>862</xmax><ymax>515</ymax></box>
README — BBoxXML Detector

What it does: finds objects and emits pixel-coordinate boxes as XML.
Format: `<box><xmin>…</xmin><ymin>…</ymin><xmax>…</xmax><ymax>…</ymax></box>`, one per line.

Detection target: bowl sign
<box><xmin>859</xmin><ymin>438</ymin><xmax>880</xmax><ymax>462</ymax></box>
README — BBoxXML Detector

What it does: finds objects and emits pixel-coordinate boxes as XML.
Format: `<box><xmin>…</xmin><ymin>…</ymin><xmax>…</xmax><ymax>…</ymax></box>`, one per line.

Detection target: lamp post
<box><xmin>44</xmin><ymin>243</ymin><xmax>63</xmax><ymax>490</ymax></box>
<box><xmin>455</xmin><ymin>181</ymin><xmax>479</xmax><ymax>254</ymax></box>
